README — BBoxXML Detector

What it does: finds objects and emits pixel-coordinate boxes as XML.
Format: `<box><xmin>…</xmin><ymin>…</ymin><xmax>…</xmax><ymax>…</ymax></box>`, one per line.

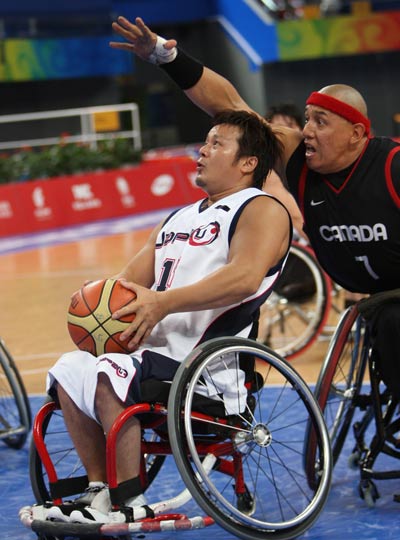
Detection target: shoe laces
<box><xmin>74</xmin><ymin>483</ymin><xmax>108</xmax><ymax>505</ymax></box>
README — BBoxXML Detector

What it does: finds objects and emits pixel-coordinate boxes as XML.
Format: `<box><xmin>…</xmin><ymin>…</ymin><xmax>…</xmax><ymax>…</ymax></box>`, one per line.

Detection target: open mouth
<box><xmin>305</xmin><ymin>144</ymin><xmax>316</xmax><ymax>159</ymax></box>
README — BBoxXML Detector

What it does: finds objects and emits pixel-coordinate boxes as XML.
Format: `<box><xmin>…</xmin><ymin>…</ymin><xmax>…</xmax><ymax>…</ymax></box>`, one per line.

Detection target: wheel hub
<box><xmin>253</xmin><ymin>423</ymin><xmax>272</xmax><ymax>447</ymax></box>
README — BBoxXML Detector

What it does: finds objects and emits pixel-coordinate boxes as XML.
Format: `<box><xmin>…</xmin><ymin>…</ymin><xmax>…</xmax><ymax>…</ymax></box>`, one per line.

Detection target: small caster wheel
<box><xmin>359</xmin><ymin>480</ymin><xmax>379</xmax><ymax>507</ymax></box>
<box><xmin>237</xmin><ymin>485</ymin><xmax>256</xmax><ymax>516</ymax></box>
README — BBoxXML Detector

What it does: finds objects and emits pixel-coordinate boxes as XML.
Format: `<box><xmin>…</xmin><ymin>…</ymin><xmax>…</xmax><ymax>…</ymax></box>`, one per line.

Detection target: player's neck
<box><xmin>337</xmin><ymin>138</ymin><xmax>369</xmax><ymax>173</ymax></box>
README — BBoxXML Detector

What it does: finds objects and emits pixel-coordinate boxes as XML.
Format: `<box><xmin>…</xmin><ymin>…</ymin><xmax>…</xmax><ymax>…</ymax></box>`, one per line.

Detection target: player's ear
<box><xmin>242</xmin><ymin>156</ymin><xmax>258</xmax><ymax>173</ymax></box>
<box><xmin>351</xmin><ymin>123</ymin><xmax>367</xmax><ymax>143</ymax></box>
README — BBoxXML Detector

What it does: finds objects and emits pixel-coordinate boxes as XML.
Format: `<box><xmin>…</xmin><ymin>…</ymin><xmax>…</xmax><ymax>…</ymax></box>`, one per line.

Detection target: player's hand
<box><xmin>110</xmin><ymin>16</ymin><xmax>177</xmax><ymax>62</ymax></box>
<box><xmin>112</xmin><ymin>279</ymin><xmax>168</xmax><ymax>350</ymax></box>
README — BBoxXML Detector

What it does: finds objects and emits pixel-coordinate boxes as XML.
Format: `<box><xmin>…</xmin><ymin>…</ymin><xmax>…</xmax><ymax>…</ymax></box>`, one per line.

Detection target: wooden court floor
<box><xmin>0</xmin><ymin>224</ymin><xmax>334</xmax><ymax>395</ymax></box>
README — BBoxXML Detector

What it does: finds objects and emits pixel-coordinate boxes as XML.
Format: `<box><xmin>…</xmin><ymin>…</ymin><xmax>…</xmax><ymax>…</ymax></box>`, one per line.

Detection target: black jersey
<box><xmin>286</xmin><ymin>137</ymin><xmax>400</xmax><ymax>293</ymax></box>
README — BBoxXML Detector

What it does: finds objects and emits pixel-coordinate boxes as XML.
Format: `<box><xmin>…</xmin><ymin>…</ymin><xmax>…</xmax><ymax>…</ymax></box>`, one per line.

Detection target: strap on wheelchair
<box><xmin>109</xmin><ymin>476</ymin><xmax>143</xmax><ymax>506</ymax></box>
<box><xmin>357</xmin><ymin>288</ymin><xmax>400</xmax><ymax>320</ymax></box>
<box><xmin>49</xmin><ymin>475</ymin><xmax>88</xmax><ymax>500</ymax></box>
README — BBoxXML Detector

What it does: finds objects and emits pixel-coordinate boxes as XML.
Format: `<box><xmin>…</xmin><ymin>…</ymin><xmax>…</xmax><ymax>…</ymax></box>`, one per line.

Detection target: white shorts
<box><xmin>46</xmin><ymin>350</ymin><xmax>139</xmax><ymax>422</ymax></box>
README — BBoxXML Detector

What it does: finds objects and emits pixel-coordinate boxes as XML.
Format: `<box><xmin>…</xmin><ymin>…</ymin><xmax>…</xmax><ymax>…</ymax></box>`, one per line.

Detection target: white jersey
<box><xmin>47</xmin><ymin>188</ymin><xmax>289</xmax><ymax>419</ymax></box>
<box><xmin>144</xmin><ymin>187</ymin><xmax>285</xmax><ymax>361</ymax></box>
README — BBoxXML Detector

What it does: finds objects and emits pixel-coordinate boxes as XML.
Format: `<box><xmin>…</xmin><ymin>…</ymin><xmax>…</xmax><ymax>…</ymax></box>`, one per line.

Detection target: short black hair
<box><xmin>265</xmin><ymin>103</ymin><xmax>303</xmax><ymax>130</ymax></box>
<box><xmin>212</xmin><ymin>109</ymin><xmax>282</xmax><ymax>189</ymax></box>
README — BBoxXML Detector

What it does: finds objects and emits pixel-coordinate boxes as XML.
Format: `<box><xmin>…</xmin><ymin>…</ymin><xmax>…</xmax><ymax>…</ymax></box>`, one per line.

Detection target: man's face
<box><xmin>196</xmin><ymin>124</ymin><xmax>243</xmax><ymax>194</ymax></box>
<box><xmin>303</xmin><ymin>105</ymin><xmax>356</xmax><ymax>174</ymax></box>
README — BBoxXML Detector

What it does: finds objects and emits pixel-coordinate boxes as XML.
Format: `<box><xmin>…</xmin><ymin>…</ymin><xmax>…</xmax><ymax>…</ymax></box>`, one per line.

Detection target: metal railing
<box><xmin>0</xmin><ymin>103</ymin><xmax>141</xmax><ymax>152</ymax></box>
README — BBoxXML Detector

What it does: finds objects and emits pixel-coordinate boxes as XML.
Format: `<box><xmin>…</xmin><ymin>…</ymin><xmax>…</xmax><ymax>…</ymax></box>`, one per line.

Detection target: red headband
<box><xmin>306</xmin><ymin>91</ymin><xmax>371</xmax><ymax>135</ymax></box>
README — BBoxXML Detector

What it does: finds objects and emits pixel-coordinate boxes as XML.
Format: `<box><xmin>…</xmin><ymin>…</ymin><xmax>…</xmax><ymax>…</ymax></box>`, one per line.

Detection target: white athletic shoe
<box><xmin>46</xmin><ymin>505</ymin><xmax>73</xmax><ymax>523</ymax></box>
<box><xmin>45</xmin><ymin>482</ymin><xmax>108</xmax><ymax>523</ymax></box>
<box><xmin>70</xmin><ymin>486</ymin><xmax>112</xmax><ymax>524</ymax></box>
<box><xmin>70</xmin><ymin>506</ymin><xmax>111</xmax><ymax>524</ymax></box>
<box><xmin>109</xmin><ymin>493</ymin><xmax>148</xmax><ymax>523</ymax></box>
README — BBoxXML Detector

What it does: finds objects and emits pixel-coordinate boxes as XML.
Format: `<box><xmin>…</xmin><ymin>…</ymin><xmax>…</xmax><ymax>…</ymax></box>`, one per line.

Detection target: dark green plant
<box><xmin>0</xmin><ymin>139</ymin><xmax>142</xmax><ymax>184</ymax></box>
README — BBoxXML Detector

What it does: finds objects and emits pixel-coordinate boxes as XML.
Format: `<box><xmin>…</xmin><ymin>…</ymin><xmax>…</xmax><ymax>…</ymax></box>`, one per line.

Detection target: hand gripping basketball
<box><xmin>67</xmin><ymin>279</ymin><xmax>136</xmax><ymax>356</ymax></box>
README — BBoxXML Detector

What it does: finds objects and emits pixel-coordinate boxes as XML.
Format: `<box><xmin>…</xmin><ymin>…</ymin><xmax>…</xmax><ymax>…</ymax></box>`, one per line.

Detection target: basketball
<box><xmin>67</xmin><ymin>279</ymin><xmax>136</xmax><ymax>356</ymax></box>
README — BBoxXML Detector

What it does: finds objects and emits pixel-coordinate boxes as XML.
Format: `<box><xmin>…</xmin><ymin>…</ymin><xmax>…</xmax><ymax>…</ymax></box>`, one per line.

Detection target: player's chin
<box><xmin>305</xmin><ymin>154</ymin><xmax>324</xmax><ymax>173</ymax></box>
<box><xmin>195</xmin><ymin>175</ymin><xmax>206</xmax><ymax>188</ymax></box>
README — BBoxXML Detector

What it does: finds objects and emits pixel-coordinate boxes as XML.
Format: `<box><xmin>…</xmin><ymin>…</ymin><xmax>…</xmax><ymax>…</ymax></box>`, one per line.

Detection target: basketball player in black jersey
<box><xmin>110</xmin><ymin>16</ymin><xmax>400</xmax><ymax>396</ymax></box>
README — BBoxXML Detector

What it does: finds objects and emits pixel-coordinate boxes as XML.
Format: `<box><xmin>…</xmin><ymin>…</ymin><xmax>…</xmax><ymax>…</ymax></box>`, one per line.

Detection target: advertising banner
<box><xmin>0</xmin><ymin>158</ymin><xmax>202</xmax><ymax>238</ymax></box>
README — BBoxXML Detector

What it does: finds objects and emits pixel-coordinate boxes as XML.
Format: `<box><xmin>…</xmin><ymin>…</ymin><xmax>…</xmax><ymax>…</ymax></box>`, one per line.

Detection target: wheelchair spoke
<box><xmin>169</xmin><ymin>337</ymin><xmax>331</xmax><ymax>539</ymax></box>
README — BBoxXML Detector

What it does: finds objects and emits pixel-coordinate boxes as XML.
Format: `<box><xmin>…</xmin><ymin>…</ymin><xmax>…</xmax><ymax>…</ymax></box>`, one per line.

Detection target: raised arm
<box><xmin>110</xmin><ymin>17</ymin><xmax>302</xmax><ymax>178</ymax></box>
<box><xmin>110</xmin><ymin>16</ymin><xmax>251</xmax><ymax>116</ymax></box>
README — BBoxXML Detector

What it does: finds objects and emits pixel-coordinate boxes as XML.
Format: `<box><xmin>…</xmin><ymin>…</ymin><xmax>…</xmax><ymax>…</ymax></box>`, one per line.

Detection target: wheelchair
<box><xmin>304</xmin><ymin>291</ymin><xmax>400</xmax><ymax>506</ymax></box>
<box><xmin>21</xmin><ymin>337</ymin><xmax>332</xmax><ymax>540</ymax></box>
<box><xmin>258</xmin><ymin>241</ymin><xmax>334</xmax><ymax>359</ymax></box>
<box><xmin>0</xmin><ymin>336</ymin><xmax>32</xmax><ymax>449</ymax></box>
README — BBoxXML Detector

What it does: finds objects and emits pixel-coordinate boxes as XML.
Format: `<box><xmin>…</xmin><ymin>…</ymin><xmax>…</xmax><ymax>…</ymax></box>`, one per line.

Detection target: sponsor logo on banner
<box><xmin>115</xmin><ymin>176</ymin><xmax>135</xmax><ymax>208</ymax></box>
<box><xmin>0</xmin><ymin>157</ymin><xmax>202</xmax><ymax>237</ymax></box>
<box><xmin>71</xmin><ymin>183</ymin><xmax>102</xmax><ymax>211</ymax></box>
<box><xmin>151</xmin><ymin>174</ymin><xmax>174</xmax><ymax>196</ymax></box>
<box><xmin>32</xmin><ymin>187</ymin><xmax>53</xmax><ymax>220</ymax></box>
<box><xmin>0</xmin><ymin>200</ymin><xmax>13</xmax><ymax>219</ymax></box>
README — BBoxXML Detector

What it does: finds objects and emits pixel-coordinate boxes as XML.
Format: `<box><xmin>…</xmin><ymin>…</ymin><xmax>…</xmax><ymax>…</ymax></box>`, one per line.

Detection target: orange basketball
<box><xmin>67</xmin><ymin>279</ymin><xmax>136</xmax><ymax>356</ymax></box>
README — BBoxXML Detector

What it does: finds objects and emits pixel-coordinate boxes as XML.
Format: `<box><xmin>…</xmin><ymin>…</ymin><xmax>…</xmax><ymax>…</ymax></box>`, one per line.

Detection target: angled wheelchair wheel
<box><xmin>30</xmin><ymin>397</ymin><xmax>166</xmax><ymax>504</ymax></box>
<box><xmin>258</xmin><ymin>243</ymin><xmax>331</xmax><ymax>359</ymax></box>
<box><xmin>0</xmin><ymin>338</ymin><xmax>32</xmax><ymax>449</ymax></box>
<box><xmin>304</xmin><ymin>306</ymin><xmax>368</xmax><ymax>484</ymax></box>
<box><xmin>168</xmin><ymin>337</ymin><xmax>332</xmax><ymax>540</ymax></box>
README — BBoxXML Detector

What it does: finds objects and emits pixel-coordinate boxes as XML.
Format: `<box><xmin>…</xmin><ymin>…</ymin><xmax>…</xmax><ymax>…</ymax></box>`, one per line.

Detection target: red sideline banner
<box><xmin>0</xmin><ymin>157</ymin><xmax>203</xmax><ymax>238</ymax></box>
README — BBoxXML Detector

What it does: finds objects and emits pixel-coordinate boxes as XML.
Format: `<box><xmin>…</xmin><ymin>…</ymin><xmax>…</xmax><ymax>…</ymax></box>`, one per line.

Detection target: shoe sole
<box><xmin>70</xmin><ymin>509</ymin><xmax>109</xmax><ymax>524</ymax></box>
<box><xmin>46</xmin><ymin>506</ymin><xmax>71</xmax><ymax>523</ymax></box>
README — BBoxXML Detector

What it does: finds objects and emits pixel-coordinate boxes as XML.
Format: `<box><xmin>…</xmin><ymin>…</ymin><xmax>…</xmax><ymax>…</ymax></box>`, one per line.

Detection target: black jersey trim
<box><xmin>385</xmin><ymin>146</ymin><xmax>400</xmax><ymax>209</ymax></box>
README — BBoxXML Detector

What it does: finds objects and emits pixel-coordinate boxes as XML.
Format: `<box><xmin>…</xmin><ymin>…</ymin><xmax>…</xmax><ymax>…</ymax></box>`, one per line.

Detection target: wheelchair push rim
<box><xmin>168</xmin><ymin>337</ymin><xmax>332</xmax><ymax>540</ymax></box>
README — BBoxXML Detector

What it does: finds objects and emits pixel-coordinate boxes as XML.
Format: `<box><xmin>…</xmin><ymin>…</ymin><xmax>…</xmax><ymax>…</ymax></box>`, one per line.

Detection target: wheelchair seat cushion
<box><xmin>357</xmin><ymin>288</ymin><xmax>400</xmax><ymax>320</ymax></box>
<box><xmin>140</xmin><ymin>378</ymin><xmax>226</xmax><ymax>417</ymax></box>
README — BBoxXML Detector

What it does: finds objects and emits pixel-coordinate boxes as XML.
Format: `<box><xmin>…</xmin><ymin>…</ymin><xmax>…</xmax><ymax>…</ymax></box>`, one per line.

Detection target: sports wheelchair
<box><xmin>304</xmin><ymin>290</ymin><xmax>400</xmax><ymax>506</ymax></box>
<box><xmin>258</xmin><ymin>241</ymin><xmax>338</xmax><ymax>360</ymax></box>
<box><xmin>0</xmin><ymin>337</ymin><xmax>32</xmax><ymax>449</ymax></box>
<box><xmin>21</xmin><ymin>337</ymin><xmax>332</xmax><ymax>540</ymax></box>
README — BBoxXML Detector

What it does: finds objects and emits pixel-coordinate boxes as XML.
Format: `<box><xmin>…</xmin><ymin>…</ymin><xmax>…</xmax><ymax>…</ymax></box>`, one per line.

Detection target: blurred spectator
<box><xmin>257</xmin><ymin>0</ymin><xmax>303</xmax><ymax>20</ymax></box>
<box><xmin>266</xmin><ymin>103</ymin><xmax>303</xmax><ymax>131</ymax></box>
<box><xmin>258</xmin><ymin>0</ymin><xmax>345</xmax><ymax>19</ymax></box>
<box><xmin>320</xmin><ymin>0</ymin><xmax>343</xmax><ymax>15</ymax></box>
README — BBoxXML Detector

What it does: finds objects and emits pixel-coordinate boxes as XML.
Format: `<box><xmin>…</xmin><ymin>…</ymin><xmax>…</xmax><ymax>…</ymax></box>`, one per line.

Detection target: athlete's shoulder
<box><xmin>369</xmin><ymin>136</ymin><xmax>400</xmax><ymax>173</ymax></box>
<box><xmin>368</xmin><ymin>135</ymin><xmax>400</xmax><ymax>153</ymax></box>
<box><xmin>163</xmin><ymin>199</ymin><xmax>204</xmax><ymax>223</ymax></box>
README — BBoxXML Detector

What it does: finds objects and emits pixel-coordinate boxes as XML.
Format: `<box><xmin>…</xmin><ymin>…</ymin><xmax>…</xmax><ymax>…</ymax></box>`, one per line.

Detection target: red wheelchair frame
<box><xmin>21</xmin><ymin>337</ymin><xmax>332</xmax><ymax>540</ymax></box>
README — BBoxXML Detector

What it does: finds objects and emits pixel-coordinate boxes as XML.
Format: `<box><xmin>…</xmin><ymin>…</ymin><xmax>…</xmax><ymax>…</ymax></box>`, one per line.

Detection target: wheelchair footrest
<box><xmin>19</xmin><ymin>504</ymin><xmax>215</xmax><ymax>537</ymax></box>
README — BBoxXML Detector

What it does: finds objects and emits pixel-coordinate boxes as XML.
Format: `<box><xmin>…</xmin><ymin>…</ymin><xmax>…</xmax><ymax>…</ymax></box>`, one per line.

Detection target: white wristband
<box><xmin>148</xmin><ymin>36</ymin><xmax>178</xmax><ymax>65</ymax></box>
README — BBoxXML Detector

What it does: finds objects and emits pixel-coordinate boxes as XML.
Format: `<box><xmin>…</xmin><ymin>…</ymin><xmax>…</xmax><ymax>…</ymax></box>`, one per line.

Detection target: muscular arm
<box><xmin>113</xmin><ymin>221</ymin><xmax>162</xmax><ymax>287</ymax></box>
<box><xmin>163</xmin><ymin>196</ymin><xmax>290</xmax><ymax>312</ymax></box>
<box><xmin>184</xmin><ymin>66</ymin><xmax>251</xmax><ymax>117</ymax></box>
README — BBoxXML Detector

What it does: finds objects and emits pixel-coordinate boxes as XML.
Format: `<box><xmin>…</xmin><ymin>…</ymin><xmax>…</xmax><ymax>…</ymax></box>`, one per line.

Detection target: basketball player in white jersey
<box><xmin>45</xmin><ymin>109</ymin><xmax>292</xmax><ymax>524</ymax></box>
